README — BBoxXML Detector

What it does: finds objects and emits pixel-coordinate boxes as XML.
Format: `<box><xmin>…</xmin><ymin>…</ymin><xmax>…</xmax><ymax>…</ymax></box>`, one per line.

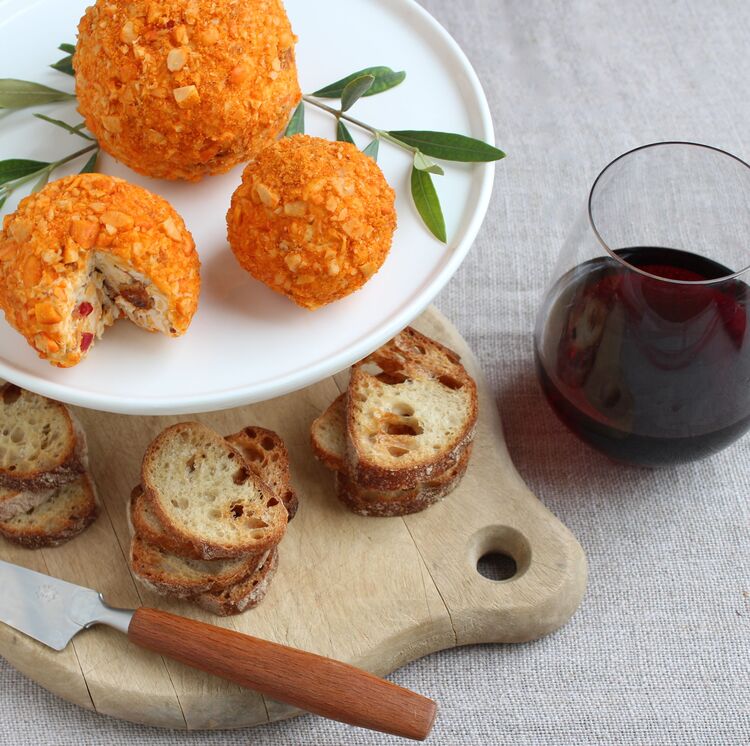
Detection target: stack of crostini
<box><xmin>311</xmin><ymin>328</ymin><xmax>478</xmax><ymax>517</ymax></box>
<box><xmin>128</xmin><ymin>422</ymin><xmax>295</xmax><ymax>616</ymax></box>
<box><xmin>0</xmin><ymin>383</ymin><xmax>99</xmax><ymax>547</ymax></box>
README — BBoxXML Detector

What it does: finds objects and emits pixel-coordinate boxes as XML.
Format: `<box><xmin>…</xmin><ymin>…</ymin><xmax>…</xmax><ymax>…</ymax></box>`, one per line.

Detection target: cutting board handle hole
<box><xmin>477</xmin><ymin>552</ymin><xmax>517</xmax><ymax>581</ymax></box>
<box><xmin>469</xmin><ymin>526</ymin><xmax>531</xmax><ymax>583</ymax></box>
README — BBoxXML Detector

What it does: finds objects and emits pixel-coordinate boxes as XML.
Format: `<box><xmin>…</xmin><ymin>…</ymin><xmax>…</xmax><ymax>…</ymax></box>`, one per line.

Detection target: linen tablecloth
<box><xmin>2</xmin><ymin>0</ymin><xmax>749</xmax><ymax>743</ymax></box>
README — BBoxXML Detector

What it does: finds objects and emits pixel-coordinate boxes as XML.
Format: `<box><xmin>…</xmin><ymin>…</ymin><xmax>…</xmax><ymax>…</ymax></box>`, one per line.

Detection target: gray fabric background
<box><xmin>2</xmin><ymin>0</ymin><xmax>749</xmax><ymax>743</ymax></box>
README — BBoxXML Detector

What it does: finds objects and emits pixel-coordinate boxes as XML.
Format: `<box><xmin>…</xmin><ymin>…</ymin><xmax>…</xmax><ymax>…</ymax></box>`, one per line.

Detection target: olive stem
<box><xmin>301</xmin><ymin>95</ymin><xmax>418</xmax><ymax>154</ymax></box>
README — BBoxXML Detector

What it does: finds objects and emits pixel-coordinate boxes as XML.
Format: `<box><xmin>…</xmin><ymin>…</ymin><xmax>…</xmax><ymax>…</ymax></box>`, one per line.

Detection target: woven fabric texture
<box><xmin>1</xmin><ymin>0</ymin><xmax>749</xmax><ymax>743</ymax></box>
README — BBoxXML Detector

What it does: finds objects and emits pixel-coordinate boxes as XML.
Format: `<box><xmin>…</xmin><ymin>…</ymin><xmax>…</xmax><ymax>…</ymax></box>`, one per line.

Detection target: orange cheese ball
<box><xmin>74</xmin><ymin>0</ymin><xmax>301</xmax><ymax>181</ymax></box>
<box><xmin>227</xmin><ymin>135</ymin><xmax>397</xmax><ymax>310</ymax></box>
<box><xmin>0</xmin><ymin>174</ymin><xmax>200</xmax><ymax>368</ymax></box>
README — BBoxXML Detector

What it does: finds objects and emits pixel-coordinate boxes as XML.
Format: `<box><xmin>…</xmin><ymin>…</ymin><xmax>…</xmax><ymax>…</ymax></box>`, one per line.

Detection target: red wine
<box><xmin>535</xmin><ymin>247</ymin><xmax>750</xmax><ymax>466</ymax></box>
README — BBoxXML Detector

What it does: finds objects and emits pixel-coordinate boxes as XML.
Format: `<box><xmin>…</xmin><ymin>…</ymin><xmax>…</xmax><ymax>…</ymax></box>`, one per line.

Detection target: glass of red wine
<box><xmin>535</xmin><ymin>142</ymin><xmax>750</xmax><ymax>467</ymax></box>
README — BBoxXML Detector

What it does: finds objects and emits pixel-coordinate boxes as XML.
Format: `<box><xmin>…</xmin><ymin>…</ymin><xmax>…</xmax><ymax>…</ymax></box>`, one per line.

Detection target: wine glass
<box><xmin>534</xmin><ymin>142</ymin><xmax>750</xmax><ymax>467</ymax></box>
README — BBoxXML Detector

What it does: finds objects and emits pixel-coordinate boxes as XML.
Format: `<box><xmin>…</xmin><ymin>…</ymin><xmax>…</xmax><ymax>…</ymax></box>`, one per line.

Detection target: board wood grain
<box><xmin>0</xmin><ymin>306</ymin><xmax>587</xmax><ymax>731</ymax></box>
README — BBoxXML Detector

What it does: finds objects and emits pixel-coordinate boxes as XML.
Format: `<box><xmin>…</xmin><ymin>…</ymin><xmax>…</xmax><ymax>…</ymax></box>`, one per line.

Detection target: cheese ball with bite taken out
<box><xmin>74</xmin><ymin>0</ymin><xmax>301</xmax><ymax>181</ymax></box>
<box><xmin>0</xmin><ymin>173</ymin><xmax>200</xmax><ymax>368</ymax></box>
<box><xmin>227</xmin><ymin>135</ymin><xmax>397</xmax><ymax>310</ymax></box>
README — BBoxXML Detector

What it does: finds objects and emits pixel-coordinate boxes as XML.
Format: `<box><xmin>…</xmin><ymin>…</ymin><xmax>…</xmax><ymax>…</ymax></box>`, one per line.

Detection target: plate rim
<box><xmin>0</xmin><ymin>0</ymin><xmax>496</xmax><ymax>415</ymax></box>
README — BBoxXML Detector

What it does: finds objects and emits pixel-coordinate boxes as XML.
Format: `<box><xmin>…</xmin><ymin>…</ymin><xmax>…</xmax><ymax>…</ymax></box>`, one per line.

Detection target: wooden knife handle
<box><xmin>128</xmin><ymin>608</ymin><xmax>436</xmax><ymax>740</ymax></box>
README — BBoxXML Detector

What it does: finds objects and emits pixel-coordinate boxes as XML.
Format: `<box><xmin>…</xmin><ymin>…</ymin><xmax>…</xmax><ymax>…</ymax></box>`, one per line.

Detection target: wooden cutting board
<box><xmin>0</xmin><ymin>306</ymin><xmax>587</xmax><ymax>731</ymax></box>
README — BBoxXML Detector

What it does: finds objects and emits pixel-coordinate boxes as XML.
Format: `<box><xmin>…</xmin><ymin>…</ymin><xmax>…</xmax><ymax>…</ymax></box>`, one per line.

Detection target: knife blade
<box><xmin>0</xmin><ymin>559</ymin><xmax>436</xmax><ymax>740</ymax></box>
<box><xmin>0</xmin><ymin>559</ymin><xmax>132</xmax><ymax>650</ymax></box>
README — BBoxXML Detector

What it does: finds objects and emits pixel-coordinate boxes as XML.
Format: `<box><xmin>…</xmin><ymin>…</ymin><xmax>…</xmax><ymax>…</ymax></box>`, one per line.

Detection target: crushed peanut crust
<box><xmin>227</xmin><ymin>135</ymin><xmax>397</xmax><ymax>310</ymax></box>
<box><xmin>0</xmin><ymin>174</ymin><xmax>200</xmax><ymax>367</ymax></box>
<box><xmin>74</xmin><ymin>0</ymin><xmax>301</xmax><ymax>181</ymax></box>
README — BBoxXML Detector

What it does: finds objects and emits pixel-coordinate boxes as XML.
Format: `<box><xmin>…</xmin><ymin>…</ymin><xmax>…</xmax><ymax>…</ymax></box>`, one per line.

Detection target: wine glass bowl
<box><xmin>534</xmin><ymin>142</ymin><xmax>750</xmax><ymax>467</ymax></box>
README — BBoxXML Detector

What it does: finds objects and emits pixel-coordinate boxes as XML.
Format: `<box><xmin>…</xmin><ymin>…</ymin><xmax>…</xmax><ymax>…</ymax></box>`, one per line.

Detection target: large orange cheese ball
<box><xmin>227</xmin><ymin>135</ymin><xmax>397</xmax><ymax>310</ymax></box>
<box><xmin>74</xmin><ymin>0</ymin><xmax>301</xmax><ymax>181</ymax></box>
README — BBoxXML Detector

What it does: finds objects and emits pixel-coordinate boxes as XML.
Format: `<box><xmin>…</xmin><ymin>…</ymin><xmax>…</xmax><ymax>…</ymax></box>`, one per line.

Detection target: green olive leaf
<box><xmin>340</xmin><ymin>75</ymin><xmax>374</xmax><ymax>112</ymax></box>
<box><xmin>50</xmin><ymin>55</ymin><xmax>74</xmax><ymax>77</ymax></box>
<box><xmin>411</xmin><ymin>166</ymin><xmax>446</xmax><ymax>243</ymax></box>
<box><xmin>0</xmin><ymin>192</ymin><xmax>8</xmax><ymax>211</ymax></box>
<box><xmin>34</xmin><ymin>113</ymin><xmax>94</xmax><ymax>140</ymax></box>
<box><xmin>363</xmin><ymin>138</ymin><xmax>380</xmax><ymax>162</ymax></box>
<box><xmin>79</xmin><ymin>150</ymin><xmax>99</xmax><ymax>174</ymax></box>
<box><xmin>312</xmin><ymin>67</ymin><xmax>406</xmax><ymax>98</ymax></box>
<box><xmin>31</xmin><ymin>170</ymin><xmax>50</xmax><ymax>194</ymax></box>
<box><xmin>0</xmin><ymin>79</ymin><xmax>75</xmax><ymax>110</ymax></box>
<box><xmin>389</xmin><ymin>130</ymin><xmax>505</xmax><ymax>162</ymax></box>
<box><xmin>337</xmin><ymin>120</ymin><xmax>355</xmax><ymax>144</ymax></box>
<box><xmin>0</xmin><ymin>159</ymin><xmax>50</xmax><ymax>186</ymax></box>
<box><xmin>413</xmin><ymin>151</ymin><xmax>445</xmax><ymax>176</ymax></box>
<box><xmin>58</xmin><ymin>43</ymin><xmax>76</xmax><ymax>54</ymax></box>
<box><xmin>283</xmin><ymin>102</ymin><xmax>305</xmax><ymax>137</ymax></box>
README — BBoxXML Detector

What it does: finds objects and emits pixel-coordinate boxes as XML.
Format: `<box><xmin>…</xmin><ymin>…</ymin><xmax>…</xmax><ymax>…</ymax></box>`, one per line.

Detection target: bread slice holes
<box><xmin>244</xmin><ymin>446</ymin><xmax>264</xmax><ymax>463</ymax></box>
<box><xmin>438</xmin><ymin>374</ymin><xmax>463</xmax><ymax>390</ymax></box>
<box><xmin>246</xmin><ymin>518</ymin><xmax>268</xmax><ymax>529</ymax></box>
<box><xmin>2</xmin><ymin>386</ymin><xmax>21</xmax><ymax>406</ymax></box>
<box><xmin>390</xmin><ymin>402</ymin><xmax>415</xmax><ymax>417</ymax></box>
<box><xmin>10</xmin><ymin>427</ymin><xmax>24</xmax><ymax>444</ymax></box>
<box><xmin>244</xmin><ymin>427</ymin><xmax>257</xmax><ymax>439</ymax></box>
<box><xmin>233</xmin><ymin>466</ymin><xmax>250</xmax><ymax>485</ymax></box>
<box><xmin>261</xmin><ymin>436</ymin><xmax>275</xmax><ymax>451</ymax></box>
<box><xmin>383</xmin><ymin>420</ymin><xmax>422</xmax><ymax>436</ymax></box>
<box><xmin>230</xmin><ymin>503</ymin><xmax>244</xmax><ymax>519</ymax></box>
<box><xmin>186</xmin><ymin>455</ymin><xmax>197</xmax><ymax>473</ymax></box>
<box><xmin>388</xmin><ymin>446</ymin><xmax>409</xmax><ymax>458</ymax></box>
<box><xmin>267</xmin><ymin>497</ymin><xmax>279</xmax><ymax>507</ymax></box>
<box><xmin>376</xmin><ymin>371</ymin><xmax>408</xmax><ymax>385</ymax></box>
<box><xmin>361</xmin><ymin>362</ymin><xmax>384</xmax><ymax>377</ymax></box>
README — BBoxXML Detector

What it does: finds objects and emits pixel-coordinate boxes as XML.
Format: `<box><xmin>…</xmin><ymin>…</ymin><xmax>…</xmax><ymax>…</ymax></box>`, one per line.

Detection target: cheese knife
<box><xmin>0</xmin><ymin>559</ymin><xmax>436</xmax><ymax>740</ymax></box>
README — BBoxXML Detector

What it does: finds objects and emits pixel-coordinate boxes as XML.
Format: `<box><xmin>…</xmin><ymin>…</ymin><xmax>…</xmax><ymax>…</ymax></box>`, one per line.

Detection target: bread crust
<box><xmin>129</xmin><ymin>533</ymin><xmax>269</xmax><ymax>597</ymax></box>
<box><xmin>129</xmin><ymin>484</ymin><xmax>204</xmax><ymax>559</ymax></box>
<box><xmin>193</xmin><ymin>548</ymin><xmax>279</xmax><ymax>616</ymax></box>
<box><xmin>335</xmin><ymin>445</ymin><xmax>471</xmax><ymax>517</ymax></box>
<box><xmin>0</xmin><ymin>384</ymin><xmax>86</xmax><ymax>492</ymax></box>
<box><xmin>141</xmin><ymin>422</ymin><xmax>287</xmax><ymax>560</ymax></box>
<box><xmin>346</xmin><ymin>327</ymin><xmax>478</xmax><ymax>490</ymax></box>
<box><xmin>0</xmin><ymin>473</ymin><xmax>99</xmax><ymax>548</ymax></box>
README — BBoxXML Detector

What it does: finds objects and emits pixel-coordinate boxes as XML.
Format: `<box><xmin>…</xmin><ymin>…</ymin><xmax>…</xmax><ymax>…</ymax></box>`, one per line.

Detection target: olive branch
<box><xmin>284</xmin><ymin>67</ymin><xmax>505</xmax><ymax>243</ymax></box>
<box><xmin>0</xmin><ymin>45</ymin><xmax>99</xmax><ymax>211</ymax></box>
<box><xmin>0</xmin><ymin>48</ymin><xmax>505</xmax><ymax>243</ymax></box>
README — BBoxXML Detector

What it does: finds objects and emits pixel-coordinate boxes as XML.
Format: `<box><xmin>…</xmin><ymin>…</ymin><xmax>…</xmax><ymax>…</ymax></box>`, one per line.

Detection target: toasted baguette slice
<box><xmin>0</xmin><ymin>384</ymin><xmax>87</xmax><ymax>492</ymax></box>
<box><xmin>335</xmin><ymin>445</ymin><xmax>471</xmax><ymax>517</ymax></box>
<box><xmin>346</xmin><ymin>327</ymin><xmax>478</xmax><ymax>490</ymax></box>
<box><xmin>194</xmin><ymin>548</ymin><xmax>279</xmax><ymax>616</ymax></box>
<box><xmin>0</xmin><ymin>473</ymin><xmax>99</xmax><ymax>548</ymax></box>
<box><xmin>131</xmin><ymin>426</ymin><xmax>296</xmax><ymax>557</ymax></box>
<box><xmin>311</xmin><ymin>392</ymin><xmax>471</xmax><ymax>483</ymax></box>
<box><xmin>310</xmin><ymin>394</ymin><xmax>348</xmax><ymax>472</ymax></box>
<box><xmin>0</xmin><ymin>486</ymin><xmax>56</xmax><ymax>522</ymax></box>
<box><xmin>141</xmin><ymin>422</ymin><xmax>287</xmax><ymax>560</ymax></box>
<box><xmin>226</xmin><ymin>427</ymin><xmax>298</xmax><ymax>521</ymax></box>
<box><xmin>129</xmin><ymin>533</ymin><xmax>269</xmax><ymax>598</ymax></box>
